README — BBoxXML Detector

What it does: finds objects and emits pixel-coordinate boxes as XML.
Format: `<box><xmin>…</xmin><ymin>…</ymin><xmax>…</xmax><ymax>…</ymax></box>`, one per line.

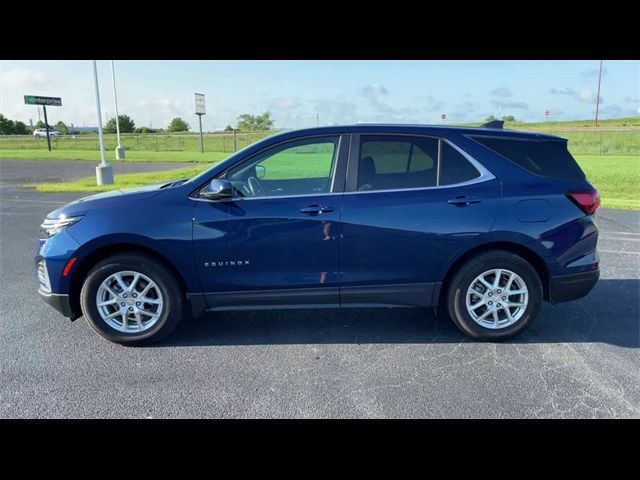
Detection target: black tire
<box><xmin>445</xmin><ymin>250</ymin><xmax>542</xmax><ymax>341</ymax></box>
<box><xmin>80</xmin><ymin>253</ymin><xmax>184</xmax><ymax>346</ymax></box>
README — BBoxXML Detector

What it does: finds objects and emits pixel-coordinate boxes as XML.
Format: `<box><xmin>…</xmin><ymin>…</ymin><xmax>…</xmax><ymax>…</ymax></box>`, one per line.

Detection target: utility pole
<box><xmin>316</xmin><ymin>112</ymin><xmax>319</xmax><ymax>127</ymax></box>
<box><xmin>111</xmin><ymin>60</ymin><xmax>125</xmax><ymax>159</ymax></box>
<box><xmin>93</xmin><ymin>60</ymin><xmax>113</xmax><ymax>185</ymax></box>
<box><xmin>595</xmin><ymin>60</ymin><xmax>603</xmax><ymax>127</ymax></box>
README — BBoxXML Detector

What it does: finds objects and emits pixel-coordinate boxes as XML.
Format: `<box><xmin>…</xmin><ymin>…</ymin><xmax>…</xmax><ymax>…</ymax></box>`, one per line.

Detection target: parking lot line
<box><xmin>599</xmin><ymin>249</ymin><xmax>640</xmax><ymax>256</ymax></box>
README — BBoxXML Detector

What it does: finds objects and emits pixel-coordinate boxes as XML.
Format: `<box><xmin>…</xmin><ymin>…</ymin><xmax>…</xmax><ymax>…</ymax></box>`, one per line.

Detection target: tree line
<box><xmin>0</xmin><ymin>111</ymin><xmax>275</xmax><ymax>135</ymax></box>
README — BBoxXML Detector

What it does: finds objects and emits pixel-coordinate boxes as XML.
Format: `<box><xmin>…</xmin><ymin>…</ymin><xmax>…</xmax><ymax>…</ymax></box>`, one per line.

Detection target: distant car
<box><xmin>33</xmin><ymin>128</ymin><xmax>62</xmax><ymax>138</ymax></box>
<box><xmin>36</xmin><ymin>122</ymin><xmax>600</xmax><ymax>345</ymax></box>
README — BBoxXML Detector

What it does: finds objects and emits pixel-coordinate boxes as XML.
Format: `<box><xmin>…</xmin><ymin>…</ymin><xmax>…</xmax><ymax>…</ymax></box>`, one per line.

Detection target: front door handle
<box><xmin>448</xmin><ymin>196</ymin><xmax>482</xmax><ymax>206</ymax></box>
<box><xmin>300</xmin><ymin>205</ymin><xmax>334</xmax><ymax>215</ymax></box>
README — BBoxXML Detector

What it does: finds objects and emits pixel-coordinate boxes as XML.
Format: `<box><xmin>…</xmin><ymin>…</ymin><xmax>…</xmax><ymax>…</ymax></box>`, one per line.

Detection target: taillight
<box><xmin>567</xmin><ymin>190</ymin><xmax>601</xmax><ymax>215</ymax></box>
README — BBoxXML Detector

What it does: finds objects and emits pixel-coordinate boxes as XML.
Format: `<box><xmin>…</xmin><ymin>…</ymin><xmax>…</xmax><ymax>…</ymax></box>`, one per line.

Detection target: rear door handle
<box><xmin>448</xmin><ymin>196</ymin><xmax>482</xmax><ymax>206</ymax></box>
<box><xmin>300</xmin><ymin>205</ymin><xmax>334</xmax><ymax>214</ymax></box>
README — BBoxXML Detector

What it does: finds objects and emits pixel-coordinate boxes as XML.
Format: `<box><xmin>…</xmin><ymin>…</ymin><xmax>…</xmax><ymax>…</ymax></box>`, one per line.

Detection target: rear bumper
<box><xmin>549</xmin><ymin>269</ymin><xmax>599</xmax><ymax>303</ymax></box>
<box><xmin>39</xmin><ymin>289</ymin><xmax>78</xmax><ymax>319</ymax></box>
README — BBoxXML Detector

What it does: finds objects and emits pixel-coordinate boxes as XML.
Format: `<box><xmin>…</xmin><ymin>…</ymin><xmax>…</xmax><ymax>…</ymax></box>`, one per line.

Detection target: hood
<box><xmin>47</xmin><ymin>182</ymin><xmax>169</xmax><ymax>218</ymax></box>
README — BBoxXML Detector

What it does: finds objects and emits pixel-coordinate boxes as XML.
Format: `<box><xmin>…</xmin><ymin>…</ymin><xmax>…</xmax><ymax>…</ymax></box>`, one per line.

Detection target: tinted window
<box><xmin>358</xmin><ymin>136</ymin><xmax>438</xmax><ymax>191</ymax></box>
<box><xmin>226</xmin><ymin>136</ymin><xmax>338</xmax><ymax>198</ymax></box>
<box><xmin>472</xmin><ymin>136</ymin><xmax>585</xmax><ymax>180</ymax></box>
<box><xmin>439</xmin><ymin>142</ymin><xmax>480</xmax><ymax>185</ymax></box>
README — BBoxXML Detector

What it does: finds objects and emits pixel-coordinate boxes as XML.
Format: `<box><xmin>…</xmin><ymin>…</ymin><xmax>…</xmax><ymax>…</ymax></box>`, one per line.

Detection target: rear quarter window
<box><xmin>471</xmin><ymin>136</ymin><xmax>586</xmax><ymax>180</ymax></box>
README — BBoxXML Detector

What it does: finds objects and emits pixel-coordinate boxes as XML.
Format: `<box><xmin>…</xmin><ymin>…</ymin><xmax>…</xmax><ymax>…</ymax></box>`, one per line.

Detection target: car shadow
<box><xmin>160</xmin><ymin>279</ymin><xmax>639</xmax><ymax>348</ymax></box>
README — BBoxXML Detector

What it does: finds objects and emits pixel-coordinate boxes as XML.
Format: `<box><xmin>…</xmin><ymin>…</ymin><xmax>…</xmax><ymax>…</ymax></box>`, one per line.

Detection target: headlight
<box><xmin>40</xmin><ymin>215</ymin><xmax>83</xmax><ymax>237</ymax></box>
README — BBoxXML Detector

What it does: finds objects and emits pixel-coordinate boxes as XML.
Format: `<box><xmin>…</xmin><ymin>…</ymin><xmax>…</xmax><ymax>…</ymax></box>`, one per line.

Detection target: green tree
<box><xmin>0</xmin><ymin>114</ymin><xmax>16</xmax><ymax>134</ymax></box>
<box><xmin>484</xmin><ymin>115</ymin><xmax>498</xmax><ymax>123</ymax></box>
<box><xmin>135</xmin><ymin>127</ymin><xmax>157</xmax><ymax>134</ymax></box>
<box><xmin>224</xmin><ymin>124</ymin><xmax>236</xmax><ymax>132</ymax></box>
<box><xmin>54</xmin><ymin>121</ymin><xmax>68</xmax><ymax>135</ymax></box>
<box><xmin>35</xmin><ymin>120</ymin><xmax>46</xmax><ymax>129</ymax></box>
<box><xmin>14</xmin><ymin>121</ymin><xmax>29</xmax><ymax>135</ymax></box>
<box><xmin>167</xmin><ymin>117</ymin><xmax>190</xmax><ymax>132</ymax></box>
<box><xmin>104</xmin><ymin>114</ymin><xmax>135</xmax><ymax>134</ymax></box>
<box><xmin>501</xmin><ymin>115</ymin><xmax>516</xmax><ymax>122</ymax></box>
<box><xmin>235</xmin><ymin>111</ymin><xmax>274</xmax><ymax>131</ymax></box>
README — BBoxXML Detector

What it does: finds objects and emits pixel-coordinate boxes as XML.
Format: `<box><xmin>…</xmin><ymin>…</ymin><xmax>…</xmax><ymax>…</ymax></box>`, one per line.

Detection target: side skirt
<box><xmin>190</xmin><ymin>282</ymin><xmax>441</xmax><ymax>316</ymax></box>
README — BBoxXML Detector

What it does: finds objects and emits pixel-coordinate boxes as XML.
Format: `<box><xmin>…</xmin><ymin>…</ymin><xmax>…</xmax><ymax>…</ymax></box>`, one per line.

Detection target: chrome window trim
<box><xmin>345</xmin><ymin>136</ymin><xmax>495</xmax><ymax>195</ymax></box>
<box><xmin>192</xmin><ymin>135</ymin><xmax>496</xmax><ymax>203</ymax></box>
<box><xmin>191</xmin><ymin>191</ymin><xmax>343</xmax><ymax>203</ymax></box>
<box><xmin>442</xmin><ymin>137</ymin><xmax>495</xmax><ymax>181</ymax></box>
<box><xmin>191</xmin><ymin>133</ymin><xmax>346</xmax><ymax>202</ymax></box>
<box><xmin>342</xmin><ymin>174</ymin><xmax>493</xmax><ymax>196</ymax></box>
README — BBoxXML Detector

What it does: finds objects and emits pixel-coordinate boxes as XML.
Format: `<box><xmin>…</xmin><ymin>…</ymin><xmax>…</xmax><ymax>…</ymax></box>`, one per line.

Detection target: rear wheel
<box><xmin>445</xmin><ymin>250</ymin><xmax>542</xmax><ymax>340</ymax></box>
<box><xmin>80</xmin><ymin>253</ymin><xmax>184</xmax><ymax>346</ymax></box>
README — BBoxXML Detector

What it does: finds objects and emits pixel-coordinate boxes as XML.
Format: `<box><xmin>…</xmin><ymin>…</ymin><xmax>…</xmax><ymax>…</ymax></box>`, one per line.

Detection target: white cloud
<box><xmin>578</xmin><ymin>89</ymin><xmax>604</xmax><ymax>104</ymax></box>
<box><xmin>490</xmin><ymin>99</ymin><xmax>530</xmax><ymax>110</ymax></box>
<box><xmin>361</xmin><ymin>84</ymin><xmax>389</xmax><ymax>96</ymax></box>
<box><xmin>266</xmin><ymin>96</ymin><xmax>302</xmax><ymax>111</ymax></box>
<box><xmin>489</xmin><ymin>86</ymin><xmax>513</xmax><ymax>98</ymax></box>
<box><xmin>2</xmin><ymin>67</ymin><xmax>48</xmax><ymax>89</ymax></box>
<box><xmin>547</xmin><ymin>87</ymin><xmax>577</xmax><ymax>96</ymax></box>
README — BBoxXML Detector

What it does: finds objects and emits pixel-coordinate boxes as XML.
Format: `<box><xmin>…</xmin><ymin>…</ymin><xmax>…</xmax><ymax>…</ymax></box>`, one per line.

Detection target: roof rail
<box><xmin>480</xmin><ymin>120</ymin><xmax>504</xmax><ymax>129</ymax></box>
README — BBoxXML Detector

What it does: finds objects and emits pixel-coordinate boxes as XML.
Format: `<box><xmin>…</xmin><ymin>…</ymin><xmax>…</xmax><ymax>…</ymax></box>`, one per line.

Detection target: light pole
<box><xmin>111</xmin><ymin>60</ymin><xmax>125</xmax><ymax>159</ymax></box>
<box><xmin>93</xmin><ymin>60</ymin><xmax>113</xmax><ymax>185</ymax></box>
<box><xmin>595</xmin><ymin>60</ymin><xmax>603</xmax><ymax>127</ymax></box>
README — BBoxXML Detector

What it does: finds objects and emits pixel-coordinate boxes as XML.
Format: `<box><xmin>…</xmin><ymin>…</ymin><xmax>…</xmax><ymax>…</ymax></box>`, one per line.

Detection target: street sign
<box><xmin>24</xmin><ymin>95</ymin><xmax>62</xmax><ymax>152</ymax></box>
<box><xmin>24</xmin><ymin>95</ymin><xmax>62</xmax><ymax>106</ymax></box>
<box><xmin>194</xmin><ymin>93</ymin><xmax>206</xmax><ymax>115</ymax></box>
<box><xmin>194</xmin><ymin>93</ymin><xmax>206</xmax><ymax>153</ymax></box>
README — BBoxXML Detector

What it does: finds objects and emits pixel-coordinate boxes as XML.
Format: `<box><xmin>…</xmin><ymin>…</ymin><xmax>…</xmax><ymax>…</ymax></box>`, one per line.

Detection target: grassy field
<box><xmin>0</xmin><ymin>131</ymin><xmax>271</xmax><ymax>153</ymax></box>
<box><xmin>0</xmin><ymin>149</ymin><xmax>228</xmax><ymax>163</ymax></box>
<box><xmin>575</xmin><ymin>155</ymin><xmax>640</xmax><ymax>210</ymax></box>
<box><xmin>28</xmin><ymin>166</ymin><xmax>208</xmax><ymax>192</ymax></box>
<box><xmin>2</xmin><ymin>130</ymin><xmax>638</xmax><ymax>158</ymax></box>
<box><xmin>1</xmin><ymin>117</ymin><xmax>639</xmax><ymax>157</ymax></box>
<box><xmin>463</xmin><ymin>116</ymin><xmax>640</xmax><ymax>128</ymax></box>
<box><xmin>27</xmin><ymin>154</ymin><xmax>639</xmax><ymax>210</ymax></box>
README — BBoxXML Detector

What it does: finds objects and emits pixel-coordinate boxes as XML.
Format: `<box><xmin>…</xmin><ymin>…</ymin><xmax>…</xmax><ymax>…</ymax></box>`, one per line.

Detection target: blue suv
<box><xmin>36</xmin><ymin>123</ymin><xmax>600</xmax><ymax>345</ymax></box>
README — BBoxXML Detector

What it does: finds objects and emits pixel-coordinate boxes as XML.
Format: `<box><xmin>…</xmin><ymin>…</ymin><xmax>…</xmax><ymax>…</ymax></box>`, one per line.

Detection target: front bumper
<box><xmin>38</xmin><ymin>289</ymin><xmax>78</xmax><ymax>319</ymax></box>
<box><xmin>549</xmin><ymin>269</ymin><xmax>600</xmax><ymax>303</ymax></box>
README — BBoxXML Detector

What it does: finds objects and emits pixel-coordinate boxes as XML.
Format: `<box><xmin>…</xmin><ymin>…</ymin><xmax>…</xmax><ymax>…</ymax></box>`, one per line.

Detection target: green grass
<box><xmin>0</xmin><ymin>131</ymin><xmax>272</xmax><ymax>153</ymax></box>
<box><xmin>27</xmin><ymin>166</ymin><xmax>210</xmax><ymax>192</ymax></box>
<box><xmin>0</xmin><ymin>149</ymin><xmax>229</xmax><ymax>163</ymax></box>
<box><xmin>574</xmin><ymin>155</ymin><xmax>640</xmax><ymax>210</ymax></box>
<box><xmin>462</xmin><ymin>116</ymin><xmax>640</xmax><ymax>129</ymax></box>
<box><xmin>28</xmin><ymin>153</ymin><xmax>639</xmax><ymax>211</ymax></box>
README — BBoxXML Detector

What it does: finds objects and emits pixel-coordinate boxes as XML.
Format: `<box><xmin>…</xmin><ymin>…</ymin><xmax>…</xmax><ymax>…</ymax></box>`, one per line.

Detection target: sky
<box><xmin>1</xmin><ymin>60</ymin><xmax>638</xmax><ymax>130</ymax></box>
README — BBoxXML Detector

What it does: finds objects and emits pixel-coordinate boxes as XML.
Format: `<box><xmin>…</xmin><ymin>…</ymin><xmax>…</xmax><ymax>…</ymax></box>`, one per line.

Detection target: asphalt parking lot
<box><xmin>0</xmin><ymin>160</ymin><xmax>638</xmax><ymax>418</ymax></box>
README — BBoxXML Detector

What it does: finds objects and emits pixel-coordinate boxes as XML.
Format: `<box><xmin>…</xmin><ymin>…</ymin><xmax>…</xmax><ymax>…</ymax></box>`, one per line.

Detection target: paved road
<box><xmin>0</xmin><ymin>186</ymin><xmax>638</xmax><ymax>418</ymax></box>
<box><xmin>0</xmin><ymin>159</ymin><xmax>196</xmax><ymax>186</ymax></box>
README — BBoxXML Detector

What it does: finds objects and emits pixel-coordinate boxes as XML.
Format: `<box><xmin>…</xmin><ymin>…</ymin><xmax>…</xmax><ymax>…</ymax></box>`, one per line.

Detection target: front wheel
<box><xmin>446</xmin><ymin>250</ymin><xmax>543</xmax><ymax>340</ymax></box>
<box><xmin>80</xmin><ymin>253</ymin><xmax>184</xmax><ymax>346</ymax></box>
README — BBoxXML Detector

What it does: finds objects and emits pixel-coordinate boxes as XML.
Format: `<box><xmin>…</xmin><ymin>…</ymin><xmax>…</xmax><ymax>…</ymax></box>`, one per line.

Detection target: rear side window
<box><xmin>357</xmin><ymin>135</ymin><xmax>481</xmax><ymax>192</ymax></box>
<box><xmin>358</xmin><ymin>136</ymin><xmax>438</xmax><ymax>191</ymax></box>
<box><xmin>472</xmin><ymin>136</ymin><xmax>585</xmax><ymax>180</ymax></box>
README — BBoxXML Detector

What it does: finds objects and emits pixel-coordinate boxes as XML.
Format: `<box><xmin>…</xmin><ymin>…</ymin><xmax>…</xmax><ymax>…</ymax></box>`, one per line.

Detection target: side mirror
<box><xmin>201</xmin><ymin>179</ymin><xmax>232</xmax><ymax>200</ymax></box>
<box><xmin>255</xmin><ymin>164</ymin><xmax>266</xmax><ymax>179</ymax></box>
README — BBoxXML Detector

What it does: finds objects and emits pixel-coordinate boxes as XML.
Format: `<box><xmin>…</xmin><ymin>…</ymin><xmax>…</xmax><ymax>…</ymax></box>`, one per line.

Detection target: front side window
<box><xmin>357</xmin><ymin>135</ymin><xmax>480</xmax><ymax>191</ymax></box>
<box><xmin>226</xmin><ymin>136</ymin><xmax>339</xmax><ymax>198</ymax></box>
